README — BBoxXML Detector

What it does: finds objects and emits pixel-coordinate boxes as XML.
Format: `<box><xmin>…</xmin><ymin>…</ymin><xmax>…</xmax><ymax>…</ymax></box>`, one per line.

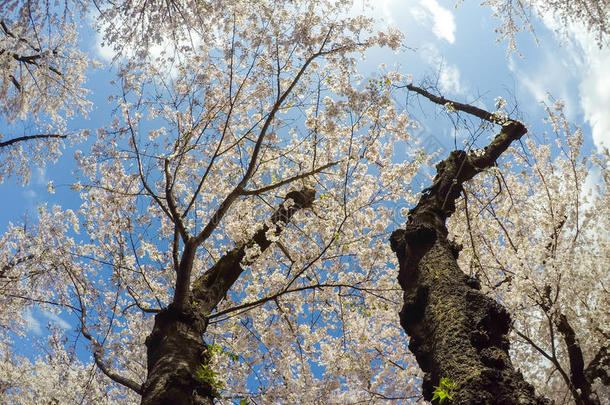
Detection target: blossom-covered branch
<box><xmin>191</xmin><ymin>188</ymin><xmax>316</xmax><ymax>314</ymax></box>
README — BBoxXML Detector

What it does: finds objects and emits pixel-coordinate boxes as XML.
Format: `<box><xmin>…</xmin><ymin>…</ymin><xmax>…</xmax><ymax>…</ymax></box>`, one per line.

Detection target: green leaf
<box><xmin>432</xmin><ymin>377</ymin><xmax>455</xmax><ymax>403</ymax></box>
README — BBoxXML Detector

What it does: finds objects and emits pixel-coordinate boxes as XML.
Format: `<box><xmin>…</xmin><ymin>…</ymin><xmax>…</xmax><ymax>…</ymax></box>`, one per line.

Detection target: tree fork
<box><xmin>141</xmin><ymin>189</ymin><xmax>315</xmax><ymax>405</ymax></box>
<box><xmin>391</xmin><ymin>89</ymin><xmax>551</xmax><ymax>404</ymax></box>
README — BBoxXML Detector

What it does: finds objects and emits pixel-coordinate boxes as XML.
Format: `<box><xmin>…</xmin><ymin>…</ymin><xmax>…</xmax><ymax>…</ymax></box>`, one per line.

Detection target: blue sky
<box><xmin>2</xmin><ymin>0</ymin><xmax>608</xmax><ymax>344</ymax></box>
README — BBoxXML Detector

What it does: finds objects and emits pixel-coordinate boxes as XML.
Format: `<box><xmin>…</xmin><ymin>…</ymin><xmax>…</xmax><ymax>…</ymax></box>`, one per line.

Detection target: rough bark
<box><xmin>141</xmin><ymin>304</ymin><xmax>212</xmax><ymax>405</ymax></box>
<box><xmin>392</xmin><ymin>235</ymin><xmax>549</xmax><ymax>404</ymax></box>
<box><xmin>140</xmin><ymin>189</ymin><xmax>315</xmax><ymax>405</ymax></box>
<box><xmin>391</xmin><ymin>88</ymin><xmax>551</xmax><ymax>404</ymax></box>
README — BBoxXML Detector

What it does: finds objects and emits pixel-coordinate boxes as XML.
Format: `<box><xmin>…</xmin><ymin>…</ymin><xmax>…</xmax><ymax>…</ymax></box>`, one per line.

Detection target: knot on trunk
<box><xmin>391</xmin><ymin>222</ymin><xmax>437</xmax><ymax>289</ymax></box>
<box><xmin>449</xmin><ymin>239</ymin><xmax>463</xmax><ymax>259</ymax></box>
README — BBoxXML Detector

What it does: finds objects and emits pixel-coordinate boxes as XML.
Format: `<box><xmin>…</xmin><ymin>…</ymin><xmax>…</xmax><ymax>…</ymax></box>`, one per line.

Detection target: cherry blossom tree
<box><xmin>448</xmin><ymin>99</ymin><xmax>609</xmax><ymax>404</ymax></box>
<box><xmin>0</xmin><ymin>1</ymin><xmax>608</xmax><ymax>404</ymax></box>
<box><xmin>2</xmin><ymin>1</ymin><xmax>420</xmax><ymax>404</ymax></box>
<box><xmin>3</xmin><ymin>0</ymin><xmax>607</xmax><ymax>184</ymax></box>
<box><xmin>465</xmin><ymin>0</ymin><xmax>610</xmax><ymax>52</ymax></box>
<box><xmin>0</xmin><ymin>1</ymin><xmax>92</xmax><ymax>184</ymax></box>
<box><xmin>390</xmin><ymin>85</ymin><xmax>608</xmax><ymax>404</ymax></box>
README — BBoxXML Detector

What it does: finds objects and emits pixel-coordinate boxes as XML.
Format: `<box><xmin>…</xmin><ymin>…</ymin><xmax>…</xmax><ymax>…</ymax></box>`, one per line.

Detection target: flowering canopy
<box><xmin>0</xmin><ymin>1</ymin><xmax>608</xmax><ymax>404</ymax></box>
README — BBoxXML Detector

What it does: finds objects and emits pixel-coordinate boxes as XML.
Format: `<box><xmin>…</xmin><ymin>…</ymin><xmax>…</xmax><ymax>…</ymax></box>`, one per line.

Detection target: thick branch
<box><xmin>555</xmin><ymin>313</ymin><xmax>600</xmax><ymax>405</ymax></box>
<box><xmin>171</xmin><ymin>37</ymin><xmax>354</xmax><ymax>311</ymax></box>
<box><xmin>405</xmin><ymin>84</ymin><xmax>504</xmax><ymax>125</ymax></box>
<box><xmin>191</xmin><ymin>188</ymin><xmax>316</xmax><ymax>314</ymax></box>
<box><xmin>142</xmin><ymin>189</ymin><xmax>315</xmax><ymax>405</ymax></box>
<box><xmin>190</xmin><ymin>32</ymin><xmax>351</xmax><ymax>251</ymax></box>
<box><xmin>0</xmin><ymin>48</ymin><xmax>62</xmax><ymax>76</ymax></box>
<box><xmin>406</xmin><ymin>118</ymin><xmax>526</xmax><ymax>230</ymax></box>
<box><xmin>191</xmin><ymin>49</ymin><xmax>323</xmax><ymax>249</ymax></box>
<box><xmin>1</xmin><ymin>254</ymin><xmax>33</xmax><ymax>278</ymax></box>
<box><xmin>164</xmin><ymin>157</ymin><xmax>188</xmax><ymax>242</ymax></box>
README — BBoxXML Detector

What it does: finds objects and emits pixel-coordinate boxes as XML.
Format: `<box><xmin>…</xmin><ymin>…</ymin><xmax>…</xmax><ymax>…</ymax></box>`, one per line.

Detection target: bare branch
<box><xmin>403</xmin><ymin>83</ymin><xmax>505</xmax><ymax>125</ymax></box>
<box><xmin>80</xmin><ymin>325</ymin><xmax>144</xmax><ymax>395</ymax></box>
<box><xmin>209</xmin><ymin>282</ymin><xmax>398</xmax><ymax>321</ymax></box>
<box><xmin>77</xmin><ymin>292</ymin><xmax>143</xmax><ymax>394</ymax></box>
<box><xmin>240</xmin><ymin>161</ymin><xmax>338</xmax><ymax>196</ymax></box>
<box><xmin>0</xmin><ymin>134</ymin><xmax>66</xmax><ymax>148</ymax></box>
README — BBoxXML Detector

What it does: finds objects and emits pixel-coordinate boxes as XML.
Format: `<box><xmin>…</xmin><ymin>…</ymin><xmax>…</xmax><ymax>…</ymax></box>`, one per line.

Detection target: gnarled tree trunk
<box><xmin>391</xmin><ymin>87</ymin><xmax>551</xmax><ymax>404</ymax></box>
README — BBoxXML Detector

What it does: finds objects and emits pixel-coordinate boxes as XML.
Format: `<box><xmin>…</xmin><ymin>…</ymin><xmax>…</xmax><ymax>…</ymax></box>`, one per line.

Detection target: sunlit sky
<box><xmin>2</xmin><ymin>0</ymin><xmax>609</xmax><ymax>335</ymax></box>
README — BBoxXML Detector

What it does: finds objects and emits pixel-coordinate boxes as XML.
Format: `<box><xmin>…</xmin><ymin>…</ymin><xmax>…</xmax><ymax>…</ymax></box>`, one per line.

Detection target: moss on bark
<box><xmin>395</xmin><ymin>238</ymin><xmax>548</xmax><ymax>404</ymax></box>
<box><xmin>390</xmin><ymin>91</ymin><xmax>551</xmax><ymax>404</ymax></box>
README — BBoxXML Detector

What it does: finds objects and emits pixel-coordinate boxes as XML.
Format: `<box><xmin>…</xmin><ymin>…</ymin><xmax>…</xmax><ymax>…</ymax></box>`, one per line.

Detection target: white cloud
<box><xmin>506</xmin><ymin>46</ymin><xmax>580</xmax><ymax>125</ymax></box>
<box><xmin>95</xmin><ymin>37</ymin><xmax>116</xmax><ymax>63</ymax></box>
<box><xmin>419</xmin><ymin>43</ymin><xmax>467</xmax><ymax>96</ymax></box>
<box><xmin>87</xmin><ymin>10</ymin><xmax>117</xmax><ymax>63</ymax></box>
<box><xmin>94</xmin><ymin>27</ymin><xmax>178</xmax><ymax>66</ymax></box>
<box><xmin>22</xmin><ymin>189</ymin><xmax>37</xmax><ymax>202</ymax></box>
<box><xmin>572</xmin><ymin>39</ymin><xmax>610</xmax><ymax>152</ymax></box>
<box><xmin>22</xmin><ymin>308</ymin><xmax>42</xmax><ymax>336</ymax></box>
<box><xmin>352</xmin><ymin>0</ymin><xmax>400</xmax><ymax>26</ymax></box>
<box><xmin>418</xmin><ymin>0</ymin><xmax>456</xmax><ymax>43</ymax></box>
<box><xmin>536</xmin><ymin>15</ymin><xmax>610</xmax><ymax>152</ymax></box>
<box><xmin>33</xmin><ymin>167</ymin><xmax>47</xmax><ymax>186</ymax></box>
<box><xmin>42</xmin><ymin>311</ymin><xmax>71</xmax><ymax>330</ymax></box>
<box><xmin>90</xmin><ymin>11</ymin><xmax>202</xmax><ymax>80</ymax></box>
<box><xmin>21</xmin><ymin>308</ymin><xmax>71</xmax><ymax>336</ymax></box>
<box><xmin>438</xmin><ymin>64</ymin><xmax>463</xmax><ymax>95</ymax></box>
<box><xmin>580</xmin><ymin>74</ymin><xmax>610</xmax><ymax>152</ymax></box>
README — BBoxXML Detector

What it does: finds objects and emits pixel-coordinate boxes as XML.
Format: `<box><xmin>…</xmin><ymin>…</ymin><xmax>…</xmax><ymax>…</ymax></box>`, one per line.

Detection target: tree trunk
<box><xmin>390</xmin><ymin>89</ymin><xmax>551</xmax><ymax>404</ymax></box>
<box><xmin>140</xmin><ymin>189</ymin><xmax>315</xmax><ymax>404</ymax></box>
<box><xmin>392</xmin><ymin>231</ymin><xmax>550</xmax><ymax>404</ymax></box>
<box><xmin>141</xmin><ymin>305</ymin><xmax>213</xmax><ymax>405</ymax></box>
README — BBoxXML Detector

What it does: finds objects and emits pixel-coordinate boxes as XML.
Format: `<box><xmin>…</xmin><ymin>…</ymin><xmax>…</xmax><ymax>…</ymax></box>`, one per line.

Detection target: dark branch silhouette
<box><xmin>0</xmin><ymin>134</ymin><xmax>66</xmax><ymax>148</ymax></box>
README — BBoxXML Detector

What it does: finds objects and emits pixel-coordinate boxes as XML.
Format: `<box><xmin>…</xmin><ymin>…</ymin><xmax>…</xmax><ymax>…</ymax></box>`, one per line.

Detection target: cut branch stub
<box><xmin>192</xmin><ymin>188</ymin><xmax>316</xmax><ymax>314</ymax></box>
<box><xmin>390</xmin><ymin>222</ymin><xmax>437</xmax><ymax>289</ymax></box>
<box><xmin>285</xmin><ymin>188</ymin><xmax>316</xmax><ymax>209</ymax></box>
